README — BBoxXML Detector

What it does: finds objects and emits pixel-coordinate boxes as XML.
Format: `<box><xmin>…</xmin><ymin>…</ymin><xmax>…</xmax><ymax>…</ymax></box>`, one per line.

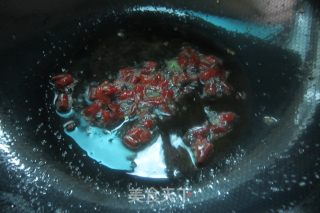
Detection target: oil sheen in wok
<box><xmin>49</xmin><ymin>18</ymin><xmax>244</xmax><ymax>179</ymax></box>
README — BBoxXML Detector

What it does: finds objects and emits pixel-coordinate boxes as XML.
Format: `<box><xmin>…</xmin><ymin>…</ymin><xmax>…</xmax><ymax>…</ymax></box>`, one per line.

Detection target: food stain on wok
<box><xmin>50</xmin><ymin>46</ymin><xmax>239</xmax><ymax>179</ymax></box>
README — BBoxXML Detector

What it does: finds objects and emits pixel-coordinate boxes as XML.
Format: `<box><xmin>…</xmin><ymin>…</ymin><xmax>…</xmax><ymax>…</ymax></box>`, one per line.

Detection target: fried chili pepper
<box><xmin>141</xmin><ymin>61</ymin><xmax>158</xmax><ymax>75</ymax></box>
<box><xmin>152</xmin><ymin>73</ymin><xmax>164</xmax><ymax>85</ymax></box>
<box><xmin>65</xmin><ymin>120</ymin><xmax>77</xmax><ymax>132</ymax></box>
<box><xmin>119</xmin><ymin>90</ymin><xmax>135</xmax><ymax>100</ymax></box>
<box><xmin>172</xmin><ymin>73</ymin><xmax>191</xmax><ymax>85</ymax></box>
<box><xmin>52</xmin><ymin>74</ymin><xmax>73</xmax><ymax>89</ymax></box>
<box><xmin>55</xmin><ymin>93</ymin><xmax>71</xmax><ymax>112</ymax></box>
<box><xmin>221</xmin><ymin>112</ymin><xmax>236</xmax><ymax>123</ymax></box>
<box><xmin>187</xmin><ymin>126</ymin><xmax>210</xmax><ymax>139</ymax></box>
<box><xmin>143</xmin><ymin>119</ymin><xmax>155</xmax><ymax>129</ymax></box>
<box><xmin>139</xmin><ymin>74</ymin><xmax>153</xmax><ymax>84</ymax></box>
<box><xmin>89</xmin><ymin>86</ymin><xmax>111</xmax><ymax>104</ymax></box>
<box><xmin>204</xmin><ymin>83</ymin><xmax>217</xmax><ymax>96</ymax></box>
<box><xmin>145</xmin><ymin>97</ymin><xmax>165</xmax><ymax>106</ymax></box>
<box><xmin>102</xmin><ymin>110</ymin><xmax>120</xmax><ymax>124</ymax></box>
<box><xmin>134</xmin><ymin>85</ymin><xmax>145</xmax><ymax>99</ymax></box>
<box><xmin>159</xmin><ymin>79</ymin><xmax>169</xmax><ymax>88</ymax></box>
<box><xmin>162</xmin><ymin>89</ymin><xmax>174</xmax><ymax>100</ymax></box>
<box><xmin>184</xmin><ymin>108</ymin><xmax>236</xmax><ymax>165</ymax></box>
<box><xmin>178</xmin><ymin>47</ymin><xmax>200</xmax><ymax>69</ymax></box>
<box><xmin>199</xmin><ymin>55</ymin><xmax>219</xmax><ymax>70</ymax></box>
<box><xmin>193</xmin><ymin>138</ymin><xmax>214</xmax><ymax>165</ymax></box>
<box><xmin>102</xmin><ymin>84</ymin><xmax>120</xmax><ymax>96</ymax></box>
<box><xmin>84</xmin><ymin>102</ymin><xmax>102</xmax><ymax>118</ymax></box>
<box><xmin>208</xmin><ymin>125</ymin><xmax>229</xmax><ymax>134</ymax></box>
<box><xmin>199</xmin><ymin>68</ymin><xmax>222</xmax><ymax>82</ymax></box>
<box><xmin>119</xmin><ymin>67</ymin><xmax>134</xmax><ymax>81</ymax></box>
<box><xmin>108</xmin><ymin>103</ymin><xmax>124</xmax><ymax>119</ymax></box>
<box><xmin>123</xmin><ymin>127</ymin><xmax>152</xmax><ymax>149</ymax></box>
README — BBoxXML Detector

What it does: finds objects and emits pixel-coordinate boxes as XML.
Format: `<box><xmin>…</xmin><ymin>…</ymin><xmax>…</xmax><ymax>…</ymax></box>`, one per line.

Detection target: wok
<box><xmin>1</xmin><ymin>0</ymin><xmax>320</xmax><ymax>212</ymax></box>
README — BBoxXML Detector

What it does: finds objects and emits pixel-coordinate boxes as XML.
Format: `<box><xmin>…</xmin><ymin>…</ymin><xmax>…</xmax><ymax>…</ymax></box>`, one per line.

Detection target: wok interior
<box><xmin>0</xmin><ymin>5</ymin><xmax>319</xmax><ymax>212</ymax></box>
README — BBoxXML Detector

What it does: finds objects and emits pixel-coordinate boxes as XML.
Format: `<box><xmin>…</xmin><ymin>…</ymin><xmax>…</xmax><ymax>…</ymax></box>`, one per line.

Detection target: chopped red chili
<box><xmin>52</xmin><ymin>46</ymin><xmax>237</xmax><ymax>166</ymax></box>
